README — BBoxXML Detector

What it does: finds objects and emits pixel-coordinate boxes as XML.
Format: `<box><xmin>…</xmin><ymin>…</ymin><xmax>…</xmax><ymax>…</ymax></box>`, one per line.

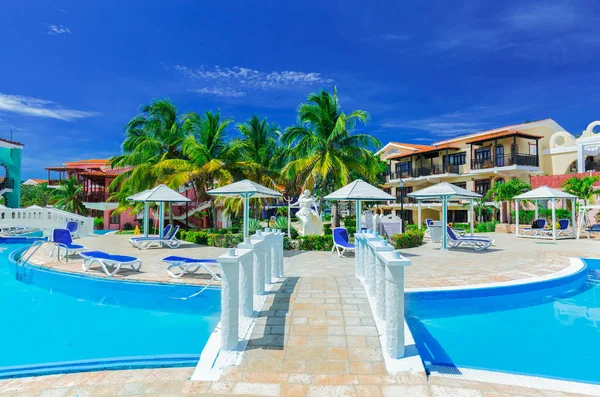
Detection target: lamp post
<box><xmin>398</xmin><ymin>179</ymin><xmax>405</xmax><ymax>233</ymax></box>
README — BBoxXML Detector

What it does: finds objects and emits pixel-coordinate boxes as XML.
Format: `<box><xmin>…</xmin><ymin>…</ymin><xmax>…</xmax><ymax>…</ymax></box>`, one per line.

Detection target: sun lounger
<box><xmin>331</xmin><ymin>227</ymin><xmax>355</xmax><ymax>257</ymax></box>
<box><xmin>80</xmin><ymin>251</ymin><xmax>142</xmax><ymax>276</ymax></box>
<box><xmin>129</xmin><ymin>225</ymin><xmax>172</xmax><ymax>247</ymax></box>
<box><xmin>130</xmin><ymin>225</ymin><xmax>181</xmax><ymax>249</ymax></box>
<box><xmin>50</xmin><ymin>228</ymin><xmax>85</xmax><ymax>257</ymax></box>
<box><xmin>541</xmin><ymin>219</ymin><xmax>571</xmax><ymax>237</ymax></box>
<box><xmin>162</xmin><ymin>256</ymin><xmax>221</xmax><ymax>279</ymax></box>
<box><xmin>66</xmin><ymin>221</ymin><xmax>79</xmax><ymax>238</ymax></box>
<box><xmin>585</xmin><ymin>224</ymin><xmax>600</xmax><ymax>239</ymax></box>
<box><xmin>446</xmin><ymin>226</ymin><xmax>493</xmax><ymax>251</ymax></box>
<box><xmin>521</xmin><ymin>218</ymin><xmax>546</xmax><ymax>236</ymax></box>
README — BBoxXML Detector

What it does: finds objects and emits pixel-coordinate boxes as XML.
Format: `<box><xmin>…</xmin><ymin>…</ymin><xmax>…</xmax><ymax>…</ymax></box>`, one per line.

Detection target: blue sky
<box><xmin>1</xmin><ymin>1</ymin><xmax>599</xmax><ymax>178</ymax></box>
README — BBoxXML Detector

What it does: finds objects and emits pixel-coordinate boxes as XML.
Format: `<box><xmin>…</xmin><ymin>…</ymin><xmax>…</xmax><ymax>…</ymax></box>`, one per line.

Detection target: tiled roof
<box><xmin>463</xmin><ymin>130</ymin><xmax>543</xmax><ymax>145</ymax></box>
<box><xmin>388</xmin><ymin>142</ymin><xmax>434</xmax><ymax>150</ymax></box>
<box><xmin>434</xmin><ymin>119</ymin><xmax>552</xmax><ymax>145</ymax></box>
<box><xmin>388</xmin><ymin>144</ymin><xmax>461</xmax><ymax>160</ymax></box>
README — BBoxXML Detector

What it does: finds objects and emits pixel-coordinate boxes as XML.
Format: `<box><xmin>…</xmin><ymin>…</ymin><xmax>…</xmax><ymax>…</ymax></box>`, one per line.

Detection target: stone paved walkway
<box><xmin>2</xmin><ymin>233</ymin><xmax>599</xmax><ymax>396</ymax></box>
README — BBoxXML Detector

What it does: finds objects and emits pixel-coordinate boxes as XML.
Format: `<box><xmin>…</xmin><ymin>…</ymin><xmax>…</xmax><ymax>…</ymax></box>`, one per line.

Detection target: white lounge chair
<box><xmin>446</xmin><ymin>227</ymin><xmax>493</xmax><ymax>251</ymax></box>
<box><xmin>50</xmin><ymin>228</ymin><xmax>86</xmax><ymax>258</ymax></box>
<box><xmin>80</xmin><ymin>251</ymin><xmax>142</xmax><ymax>276</ymax></box>
<box><xmin>129</xmin><ymin>225</ymin><xmax>172</xmax><ymax>247</ymax></box>
<box><xmin>331</xmin><ymin>227</ymin><xmax>355</xmax><ymax>257</ymax></box>
<box><xmin>162</xmin><ymin>256</ymin><xmax>221</xmax><ymax>279</ymax></box>
<box><xmin>130</xmin><ymin>225</ymin><xmax>181</xmax><ymax>250</ymax></box>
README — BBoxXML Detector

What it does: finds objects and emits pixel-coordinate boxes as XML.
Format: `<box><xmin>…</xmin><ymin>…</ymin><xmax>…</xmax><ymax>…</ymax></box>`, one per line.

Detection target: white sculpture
<box><xmin>294</xmin><ymin>190</ymin><xmax>323</xmax><ymax>236</ymax></box>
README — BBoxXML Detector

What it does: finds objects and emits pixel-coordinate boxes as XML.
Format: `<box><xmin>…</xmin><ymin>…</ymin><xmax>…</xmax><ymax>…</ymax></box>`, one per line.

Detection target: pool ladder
<box><xmin>15</xmin><ymin>240</ymin><xmax>46</xmax><ymax>282</ymax></box>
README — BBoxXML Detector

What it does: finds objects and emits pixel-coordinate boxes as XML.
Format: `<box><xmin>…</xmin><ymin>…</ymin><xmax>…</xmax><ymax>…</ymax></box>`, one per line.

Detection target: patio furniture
<box><xmin>66</xmin><ymin>221</ymin><xmax>79</xmax><ymax>238</ymax></box>
<box><xmin>446</xmin><ymin>226</ymin><xmax>493</xmax><ymax>251</ymax></box>
<box><xmin>50</xmin><ymin>228</ymin><xmax>85</xmax><ymax>257</ymax></box>
<box><xmin>332</xmin><ymin>227</ymin><xmax>355</xmax><ymax>257</ymax></box>
<box><xmin>130</xmin><ymin>225</ymin><xmax>181</xmax><ymax>249</ymax></box>
<box><xmin>129</xmin><ymin>224</ymin><xmax>172</xmax><ymax>247</ymax></box>
<box><xmin>585</xmin><ymin>224</ymin><xmax>600</xmax><ymax>239</ymax></box>
<box><xmin>520</xmin><ymin>218</ymin><xmax>546</xmax><ymax>236</ymax></box>
<box><xmin>162</xmin><ymin>256</ymin><xmax>221</xmax><ymax>279</ymax></box>
<box><xmin>541</xmin><ymin>219</ymin><xmax>571</xmax><ymax>237</ymax></box>
<box><xmin>80</xmin><ymin>251</ymin><xmax>142</xmax><ymax>277</ymax></box>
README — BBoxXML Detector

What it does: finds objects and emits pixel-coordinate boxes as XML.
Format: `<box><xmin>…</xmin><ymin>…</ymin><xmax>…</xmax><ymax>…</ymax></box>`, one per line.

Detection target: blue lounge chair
<box><xmin>80</xmin><ymin>251</ymin><xmax>142</xmax><ymax>276</ymax></box>
<box><xmin>66</xmin><ymin>221</ymin><xmax>79</xmax><ymax>238</ymax></box>
<box><xmin>331</xmin><ymin>227</ymin><xmax>355</xmax><ymax>257</ymax></box>
<box><xmin>585</xmin><ymin>224</ymin><xmax>600</xmax><ymax>239</ymax></box>
<box><xmin>446</xmin><ymin>226</ymin><xmax>493</xmax><ymax>251</ymax></box>
<box><xmin>129</xmin><ymin>224</ymin><xmax>173</xmax><ymax>248</ymax></box>
<box><xmin>162</xmin><ymin>256</ymin><xmax>221</xmax><ymax>279</ymax></box>
<box><xmin>542</xmin><ymin>219</ymin><xmax>571</xmax><ymax>237</ymax></box>
<box><xmin>130</xmin><ymin>225</ymin><xmax>181</xmax><ymax>250</ymax></box>
<box><xmin>521</xmin><ymin>218</ymin><xmax>546</xmax><ymax>236</ymax></box>
<box><xmin>51</xmin><ymin>228</ymin><xmax>85</xmax><ymax>257</ymax></box>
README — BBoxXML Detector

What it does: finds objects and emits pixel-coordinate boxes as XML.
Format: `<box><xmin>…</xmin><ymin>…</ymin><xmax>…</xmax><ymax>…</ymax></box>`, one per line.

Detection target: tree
<box><xmin>52</xmin><ymin>177</ymin><xmax>86</xmax><ymax>214</ymax></box>
<box><xmin>486</xmin><ymin>178</ymin><xmax>531</xmax><ymax>224</ymax></box>
<box><xmin>463</xmin><ymin>198</ymin><xmax>495</xmax><ymax>223</ymax></box>
<box><xmin>109</xmin><ymin>99</ymin><xmax>186</xmax><ymax>224</ymax></box>
<box><xmin>155</xmin><ymin>111</ymin><xmax>234</xmax><ymax>229</ymax></box>
<box><xmin>562</xmin><ymin>176</ymin><xmax>599</xmax><ymax>206</ymax></box>
<box><xmin>281</xmin><ymin>87</ymin><xmax>381</xmax><ymax>190</ymax></box>
<box><xmin>20</xmin><ymin>182</ymin><xmax>53</xmax><ymax>207</ymax></box>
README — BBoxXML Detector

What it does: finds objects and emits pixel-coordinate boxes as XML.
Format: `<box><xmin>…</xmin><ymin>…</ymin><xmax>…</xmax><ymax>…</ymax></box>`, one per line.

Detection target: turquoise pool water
<box><xmin>0</xmin><ymin>243</ymin><xmax>220</xmax><ymax>378</ymax></box>
<box><xmin>93</xmin><ymin>230</ymin><xmax>116</xmax><ymax>235</ymax></box>
<box><xmin>407</xmin><ymin>259</ymin><xmax>600</xmax><ymax>384</ymax></box>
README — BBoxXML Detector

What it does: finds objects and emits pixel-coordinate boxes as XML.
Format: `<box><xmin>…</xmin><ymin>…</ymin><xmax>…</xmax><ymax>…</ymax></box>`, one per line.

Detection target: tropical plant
<box><xmin>562</xmin><ymin>176</ymin><xmax>599</xmax><ymax>206</ymax></box>
<box><xmin>281</xmin><ymin>87</ymin><xmax>381</xmax><ymax>191</ymax></box>
<box><xmin>20</xmin><ymin>182</ymin><xmax>53</xmax><ymax>207</ymax></box>
<box><xmin>52</xmin><ymin>177</ymin><xmax>86</xmax><ymax>214</ymax></box>
<box><xmin>486</xmin><ymin>178</ymin><xmax>531</xmax><ymax>224</ymax></box>
<box><xmin>391</xmin><ymin>229</ymin><xmax>425</xmax><ymax>249</ymax></box>
<box><xmin>247</xmin><ymin>218</ymin><xmax>262</xmax><ymax>234</ymax></box>
<box><xmin>462</xmin><ymin>198</ymin><xmax>495</xmax><ymax>223</ymax></box>
<box><xmin>273</xmin><ymin>216</ymin><xmax>289</xmax><ymax>230</ymax></box>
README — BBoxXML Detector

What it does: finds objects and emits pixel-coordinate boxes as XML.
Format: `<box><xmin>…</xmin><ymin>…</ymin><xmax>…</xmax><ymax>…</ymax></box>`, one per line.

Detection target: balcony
<box><xmin>83</xmin><ymin>192</ymin><xmax>109</xmax><ymax>202</ymax></box>
<box><xmin>471</xmin><ymin>153</ymin><xmax>539</xmax><ymax>170</ymax></box>
<box><xmin>585</xmin><ymin>161</ymin><xmax>600</xmax><ymax>172</ymax></box>
<box><xmin>0</xmin><ymin>178</ymin><xmax>14</xmax><ymax>191</ymax></box>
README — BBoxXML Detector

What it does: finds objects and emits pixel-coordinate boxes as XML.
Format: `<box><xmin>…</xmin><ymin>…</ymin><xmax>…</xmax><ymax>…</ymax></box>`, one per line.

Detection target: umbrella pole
<box><xmin>159</xmin><ymin>202</ymin><xmax>165</xmax><ymax>238</ymax></box>
<box><xmin>144</xmin><ymin>202</ymin><xmax>149</xmax><ymax>237</ymax></box>
<box><xmin>244</xmin><ymin>194</ymin><xmax>249</xmax><ymax>238</ymax></box>
<box><xmin>356</xmin><ymin>200</ymin><xmax>361</xmax><ymax>234</ymax></box>
<box><xmin>441</xmin><ymin>197</ymin><xmax>448</xmax><ymax>251</ymax></box>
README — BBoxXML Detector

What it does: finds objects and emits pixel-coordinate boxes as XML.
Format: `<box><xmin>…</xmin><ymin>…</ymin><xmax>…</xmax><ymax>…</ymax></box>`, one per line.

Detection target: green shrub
<box><xmin>452</xmin><ymin>223</ymin><xmax>470</xmax><ymax>232</ymax></box>
<box><xmin>123</xmin><ymin>222</ymin><xmax>135</xmax><ymax>230</ymax></box>
<box><xmin>283</xmin><ymin>236</ymin><xmax>299</xmax><ymax>250</ymax></box>
<box><xmin>248</xmin><ymin>218</ymin><xmax>262</xmax><ymax>234</ymax></box>
<box><xmin>208</xmin><ymin>233</ymin><xmax>243</xmax><ymax>248</ymax></box>
<box><xmin>345</xmin><ymin>225</ymin><xmax>356</xmax><ymax>235</ymax></box>
<box><xmin>511</xmin><ymin>209</ymin><xmax>570</xmax><ymax>225</ymax></box>
<box><xmin>405</xmin><ymin>223</ymin><xmax>419</xmax><ymax>231</ymax></box>
<box><xmin>273</xmin><ymin>216</ymin><xmax>288</xmax><ymax>230</ymax></box>
<box><xmin>390</xmin><ymin>229</ymin><xmax>425</xmax><ymax>249</ymax></box>
<box><xmin>475</xmin><ymin>220</ymin><xmax>499</xmax><ymax>233</ymax></box>
<box><xmin>322</xmin><ymin>224</ymin><xmax>332</xmax><ymax>236</ymax></box>
<box><xmin>297</xmin><ymin>235</ymin><xmax>333</xmax><ymax>251</ymax></box>
<box><xmin>94</xmin><ymin>217</ymin><xmax>104</xmax><ymax>229</ymax></box>
<box><xmin>289</xmin><ymin>225</ymin><xmax>299</xmax><ymax>239</ymax></box>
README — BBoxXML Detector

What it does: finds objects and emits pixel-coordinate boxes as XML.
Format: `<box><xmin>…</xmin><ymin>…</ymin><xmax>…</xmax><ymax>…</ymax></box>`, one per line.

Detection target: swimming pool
<box><xmin>406</xmin><ymin>258</ymin><xmax>600</xmax><ymax>384</ymax></box>
<box><xmin>0</xmin><ymin>242</ymin><xmax>220</xmax><ymax>378</ymax></box>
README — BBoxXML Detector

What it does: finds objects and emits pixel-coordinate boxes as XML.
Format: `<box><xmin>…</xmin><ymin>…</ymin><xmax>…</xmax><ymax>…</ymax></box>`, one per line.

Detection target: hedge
<box><xmin>511</xmin><ymin>209</ymin><xmax>571</xmax><ymax>225</ymax></box>
<box><xmin>297</xmin><ymin>235</ymin><xmax>333</xmax><ymax>251</ymax></box>
<box><xmin>390</xmin><ymin>229</ymin><xmax>425</xmax><ymax>249</ymax></box>
<box><xmin>178</xmin><ymin>230</ymin><xmax>243</xmax><ymax>248</ymax></box>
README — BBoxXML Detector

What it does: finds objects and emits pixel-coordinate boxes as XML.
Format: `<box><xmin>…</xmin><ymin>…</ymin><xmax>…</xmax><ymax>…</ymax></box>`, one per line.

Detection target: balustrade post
<box><xmin>379</xmin><ymin>251</ymin><xmax>412</xmax><ymax>358</ymax></box>
<box><xmin>367</xmin><ymin>239</ymin><xmax>393</xmax><ymax>299</ymax></box>
<box><xmin>272</xmin><ymin>229</ymin><xmax>284</xmax><ymax>277</ymax></box>
<box><xmin>236</xmin><ymin>239</ymin><xmax>255</xmax><ymax>318</ymax></box>
<box><xmin>263</xmin><ymin>229</ymin><xmax>274</xmax><ymax>284</ymax></box>
<box><xmin>375</xmin><ymin>242</ymin><xmax>394</xmax><ymax>321</ymax></box>
<box><xmin>354</xmin><ymin>231</ymin><xmax>365</xmax><ymax>279</ymax></box>
<box><xmin>365</xmin><ymin>234</ymin><xmax>383</xmax><ymax>297</ymax></box>
<box><xmin>248</xmin><ymin>231</ymin><xmax>266</xmax><ymax>295</ymax></box>
<box><xmin>216</xmin><ymin>248</ymin><xmax>243</xmax><ymax>350</ymax></box>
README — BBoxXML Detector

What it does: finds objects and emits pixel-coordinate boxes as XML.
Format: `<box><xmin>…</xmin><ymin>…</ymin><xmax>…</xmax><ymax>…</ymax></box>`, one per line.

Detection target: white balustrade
<box><xmin>358</xmin><ymin>233</ymin><xmax>412</xmax><ymax>360</ymax></box>
<box><xmin>216</xmin><ymin>248</ymin><xmax>245</xmax><ymax>350</ymax></box>
<box><xmin>273</xmin><ymin>229</ymin><xmax>284</xmax><ymax>277</ymax></box>
<box><xmin>246</xmin><ymin>231</ymin><xmax>266</xmax><ymax>296</ymax></box>
<box><xmin>0</xmin><ymin>207</ymin><xmax>94</xmax><ymax>236</ymax></box>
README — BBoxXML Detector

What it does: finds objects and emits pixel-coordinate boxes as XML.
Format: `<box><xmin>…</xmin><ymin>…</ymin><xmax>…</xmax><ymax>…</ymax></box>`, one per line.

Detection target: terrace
<box><xmin>466</xmin><ymin>130</ymin><xmax>541</xmax><ymax>171</ymax></box>
<box><xmin>4</xmin><ymin>234</ymin><xmax>600</xmax><ymax>396</ymax></box>
<box><xmin>385</xmin><ymin>145</ymin><xmax>466</xmax><ymax>182</ymax></box>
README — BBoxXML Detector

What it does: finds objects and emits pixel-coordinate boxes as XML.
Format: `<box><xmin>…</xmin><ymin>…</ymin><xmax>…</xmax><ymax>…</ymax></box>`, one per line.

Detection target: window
<box><xmin>474</xmin><ymin>147</ymin><xmax>492</xmax><ymax>168</ymax></box>
<box><xmin>453</xmin><ymin>182</ymin><xmax>467</xmax><ymax>189</ymax></box>
<box><xmin>529</xmin><ymin>143</ymin><xmax>537</xmax><ymax>155</ymax></box>
<box><xmin>383</xmin><ymin>209</ymin><xmax>392</xmax><ymax>215</ymax></box>
<box><xmin>448</xmin><ymin>210</ymin><xmax>468</xmax><ymax>223</ymax></box>
<box><xmin>395</xmin><ymin>186</ymin><xmax>413</xmax><ymax>203</ymax></box>
<box><xmin>474</xmin><ymin>179</ymin><xmax>491</xmax><ymax>196</ymax></box>
<box><xmin>444</xmin><ymin>152</ymin><xmax>466</xmax><ymax>166</ymax></box>
<box><xmin>109</xmin><ymin>213</ymin><xmax>120</xmax><ymax>224</ymax></box>
<box><xmin>495</xmin><ymin>145</ymin><xmax>504</xmax><ymax>167</ymax></box>
<box><xmin>395</xmin><ymin>161</ymin><xmax>411</xmax><ymax>176</ymax></box>
<box><xmin>396</xmin><ymin>210</ymin><xmax>414</xmax><ymax>224</ymax></box>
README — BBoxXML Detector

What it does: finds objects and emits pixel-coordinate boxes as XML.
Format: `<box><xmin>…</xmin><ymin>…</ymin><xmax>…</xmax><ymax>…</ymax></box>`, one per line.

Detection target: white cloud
<box><xmin>174</xmin><ymin>65</ymin><xmax>333</xmax><ymax>93</ymax></box>
<box><xmin>0</xmin><ymin>93</ymin><xmax>99</xmax><ymax>121</ymax></box>
<box><xmin>47</xmin><ymin>24</ymin><xmax>71</xmax><ymax>35</ymax></box>
<box><xmin>381</xmin><ymin>105</ymin><xmax>523</xmax><ymax>137</ymax></box>
<box><xmin>191</xmin><ymin>87</ymin><xmax>247</xmax><ymax>98</ymax></box>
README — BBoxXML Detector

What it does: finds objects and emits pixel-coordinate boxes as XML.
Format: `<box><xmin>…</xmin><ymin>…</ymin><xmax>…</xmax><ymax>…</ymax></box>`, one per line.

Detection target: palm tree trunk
<box><xmin>211</xmin><ymin>199</ymin><xmax>218</xmax><ymax>230</ymax></box>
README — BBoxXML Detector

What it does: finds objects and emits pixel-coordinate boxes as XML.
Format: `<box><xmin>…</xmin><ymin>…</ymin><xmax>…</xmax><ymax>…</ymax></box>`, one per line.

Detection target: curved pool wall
<box><xmin>406</xmin><ymin>258</ymin><xmax>588</xmax><ymax>317</ymax></box>
<box><xmin>1</xmin><ymin>242</ymin><xmax>221</xmax><ymax>379</ymax></box>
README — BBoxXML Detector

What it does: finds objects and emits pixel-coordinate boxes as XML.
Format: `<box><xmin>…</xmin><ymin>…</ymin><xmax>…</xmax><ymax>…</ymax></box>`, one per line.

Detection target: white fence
<box><xmin>0</xmin><ymin>207</ymin><xmax>94</xmax><ymax>236</ymax></box>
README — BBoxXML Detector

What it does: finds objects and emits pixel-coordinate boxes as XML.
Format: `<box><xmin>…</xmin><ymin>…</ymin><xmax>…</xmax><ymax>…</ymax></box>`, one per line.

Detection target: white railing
<box><xmin>355</xmin><ymin>230</ymin><xmax>412</xmax><ymax>359</ymax></box>
<box><xmin>217</xmin><ymin>228</ymin><xmax>284</xmax><ymax>350</ymax></box>
<box><xmin>0</xmin><ymin>207</ymin><xmax>94</xmax><ymax>236</ymax></box>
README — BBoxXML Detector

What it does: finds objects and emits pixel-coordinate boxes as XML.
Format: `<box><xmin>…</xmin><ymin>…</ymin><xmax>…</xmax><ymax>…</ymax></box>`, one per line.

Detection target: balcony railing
<box><xmin>471</xmin><ymin>153</ymin><xmax>539</xmax><ymax>170</ymax></box>
<box><xmin>83</xmin><ymin>192</ymin><xmax>108</xmax><ymax>202</ymax></box>
<box><xmin>0</xmin><ymin>178</ymin><xmax>14</xmax><ymax>191</ymax></box>
<box><xmin>585</xmin><ymin>161</ymin><xmax>600</xmax><ymax>172</ymax></box>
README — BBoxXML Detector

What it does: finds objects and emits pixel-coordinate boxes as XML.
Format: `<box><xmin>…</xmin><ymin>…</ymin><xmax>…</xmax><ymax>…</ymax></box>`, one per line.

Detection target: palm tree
<box><xmin>109</xmin><ymin>99</ymin><xmax>186</xmax><ymax>223</ymax></box>
<box><xmin>562</xmin><ymin>176</ymin><xmax>599</xmax><ymax>206</ymax></box>
<box><xmin>281</xmin><ymin>87</ymin><xmax>381</xmax><ymax>190</ymax></box>
<box><xmin>486</xmin><ymin>178</ymin><xmax>531</xmax><ymax>224</ymax></box>
<box><xmin>155</xmin><ymin>111</ymin><xmax>234</xmax><ymax>229</ymax></box>
<box><xmin>462</xmin><ymin>198</ymin><xmax>495</xmax><ymax>223</ymax></box>
<box><xmin>21</xmin><ymin>182</ymin><xmax>53</xmax><ymax>207</ymax></box>
<box><xmin>52</xmin><ymin>177</ymin><xmax>86</xmax><ymax>214</ymax></box>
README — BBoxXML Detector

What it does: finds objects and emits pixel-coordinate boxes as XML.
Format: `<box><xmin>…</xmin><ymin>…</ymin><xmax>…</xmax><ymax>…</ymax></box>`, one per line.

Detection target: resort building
<box><xmin>0</xmin><ymin>137</ymin><xmax>23</xmax><ymax>208</ymax></box>
<box><xmin>377</xmin><ymin>118</ymin><xmax>588</xmax><ymax>224</ymax></box>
